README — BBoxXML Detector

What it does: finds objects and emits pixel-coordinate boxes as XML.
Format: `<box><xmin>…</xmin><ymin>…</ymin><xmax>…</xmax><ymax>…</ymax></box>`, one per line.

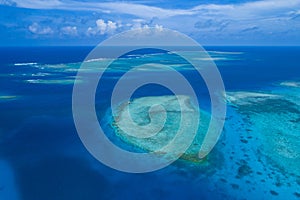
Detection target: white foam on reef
<box><xmin>0</xmin><ymin>95</ymin><xmax>18</xmax><ymax>101</ymax></box>
<box><xmin>226</xmin><ymin>91</ymin><xmax>280</xmax><ymax>105</ymax></box>
<box><xmin>11</xmin><ymin>50</ymin><xmax>241</xmax><ymax>74</ymax></box>
<box><xmin>207</xmin><ymin>51</ymin><xmax>244</xmax><ymax>55</ymax></box>
<box><xmin>173</xmin><ymin>51</ymin><xmax>240</xmax><ymax>62</ymax></box>
<box><xmin>112</xmin><ymin>95</ymin><xmax>212</xmax><ymax>162</ymax></box>
<box><xmin>31</xmin><ymin>60</ymin><xmax>181</xmax><ymax>73</ymax></box>
<box><xmin>131</xmin><ymin>63</ymin><xmax>191</xmax><ymax>71</ymax></box>
<box><xmin>280</xmin><ymin>81</ymin><xmax>300</xmax><ymax>88</ymax></box>
<box><xmin>193</xmin><ymin>57</ymin><xmax>229</xmax><ymax>61</ymax></box>
<box><xmin>14</xmin><ymin>62</ymin><xmax>37</xmax><ymax>66</ymax></box>
<box><xmin>84</xmin><ymin>58</ymin><xmax>111</xmax><ymax>63</ymax></box>
<box><xmin>0</xmin><ymin>160</ymin><xmax>20</xmax><ymax>200</ymax></box>
<box><xmin>24</xmin><ymin>77</ymin><xmax>80</xmax><ymax>85</ymax></box>
<box><xmin>30</xmin><ymin>72</ymin><xmax>51</xmax><ymax>77</ymax></box>
<box><xmin>30</xmin><ymin>63</ymin><xmax>81</xmax><ymax>73</ymax></box>
<box><xmin>80</xmin><ymin>59</ymin><xmax>192</xmax><ymax>72</ymax></box>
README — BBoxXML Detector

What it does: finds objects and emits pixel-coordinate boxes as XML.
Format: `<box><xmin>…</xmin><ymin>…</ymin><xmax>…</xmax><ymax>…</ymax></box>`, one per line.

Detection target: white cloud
<box><xmin>154</xmin><ymin>24</ymin><xmax>163</xmax><ymax>32</ymax></box>
<box><xmin>6</xmin><ymin>0</ymin><xmax>300</xmax><ymax>20</ymax></box>
<box><xmin>96</xmin><ymin>19</ymin><xmax>107</xmax><ymax>34</ymax></box>
<box><xmin>7</xmin><ymin>0</ymin><xmax>193</xmax><ymax>18</ymax></box>
<box><xmin>5</xmin><ymin>0</ymin><xmax>300</xmax><ymax>29</ymax></box>
<box><xmin>4</xmin><ymin>0</ymin><xmax>300</xmax><ymax>42</ymax></box>
<box><xmin>107</xmin><ymin>20</ymin><xmax>117</xmax><ymax>32</ymax></box>
<box><xmin>28</xmin><ymin>22</ymin><xmax>53</xmax><ymax>35</ymax></box>
<box><xmin>288</xmin><ymin>10</ymin><xmax>300</xmax><ymax>20</ymax></box>
<box><xmin>86</xmin><ymin>27</ymin><xmax>96</xmax><ymax>36</ymax></box>
<box><xmin>0</xmin><ymin>0</ymin><xmax>16</xmax><ymax>6</ymax></box>
<box><xmin>8</xmin><ymin>0</ymin><xmax>62</xmax><ymax>8</ymax></box>
<box><xmin>61</xmin><ymin>26</ymin><xmax>77</xmax><ymax>35</ymax></box>
<box><xmin>131</xmin><ymin>24</ymin><xmax>164</xmax><ymax>34</ymax></box>
<box><xmin>87</xmin><ymin>19</ymin><xmax>119</xmax><ymax>36</ymax></box>
<box><xmin>98</xmin><ymin>2</ymin><xmax>193</xmax><ymax>19</ymax></box>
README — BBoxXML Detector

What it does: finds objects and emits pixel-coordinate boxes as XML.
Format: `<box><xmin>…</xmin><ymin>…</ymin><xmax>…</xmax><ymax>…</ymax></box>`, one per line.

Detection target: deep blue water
<box><xmin>0</xmin><ymin>46</ymin><xmax>299</xmax><ymax>200</ymax></box>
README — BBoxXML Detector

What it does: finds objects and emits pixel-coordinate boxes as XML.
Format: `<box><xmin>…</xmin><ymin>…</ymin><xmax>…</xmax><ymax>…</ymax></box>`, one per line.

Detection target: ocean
<box><xmin>0</xmin><ymin>46</ymin><xmax>299</xmax><ymax>199</ymax></box>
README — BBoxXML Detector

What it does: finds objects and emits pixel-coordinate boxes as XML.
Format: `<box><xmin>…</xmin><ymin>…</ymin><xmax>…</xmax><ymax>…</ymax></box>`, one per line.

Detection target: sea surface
<box><xmin>0</xmin><ymin>46</ymin><xmax>299</xmax><ymax>200</ymax></box>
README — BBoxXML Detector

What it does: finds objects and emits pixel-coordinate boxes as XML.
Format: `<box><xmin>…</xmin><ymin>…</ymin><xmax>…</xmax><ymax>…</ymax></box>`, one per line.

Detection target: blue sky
<box><xmin>0</xmin><ymin>0</ymin><xmax>300</xmax><ymax>46</ymax></box>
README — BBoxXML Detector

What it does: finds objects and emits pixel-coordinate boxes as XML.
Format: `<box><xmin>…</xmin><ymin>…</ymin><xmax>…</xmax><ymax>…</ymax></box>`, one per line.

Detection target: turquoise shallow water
<box><xmin>225</xmin><ymin>84</ymin><xmax>300</xmax><ymax>199</ymax></box>
<box><xmin>108</xmin><ymin>83</ymin><xmax>300</xmax><ymax>199</ymax></box>
<box><xmin>0</xmin><ymin>47</ymin><xmax>299</xmax><ymax>199</ymax></box>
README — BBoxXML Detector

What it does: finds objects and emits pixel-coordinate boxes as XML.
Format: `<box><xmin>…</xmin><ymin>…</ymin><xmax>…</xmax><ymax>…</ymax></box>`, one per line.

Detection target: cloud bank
<box><xmin>0</xmin><ymin>0</ymin><xmax>299</xmax><ymax>45</ymax></box>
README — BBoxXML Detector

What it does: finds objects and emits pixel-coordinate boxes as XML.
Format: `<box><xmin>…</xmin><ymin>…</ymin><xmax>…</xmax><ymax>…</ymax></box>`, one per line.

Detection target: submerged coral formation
<box><xmin>227</xmin><ymin>86</ymin><xmax>300</xmax><ymax>177</ymax></box>
<box><xmin>111</xmin><ymin>95</ymin><xmax>211</xmax><ymax>163</ymax></box>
